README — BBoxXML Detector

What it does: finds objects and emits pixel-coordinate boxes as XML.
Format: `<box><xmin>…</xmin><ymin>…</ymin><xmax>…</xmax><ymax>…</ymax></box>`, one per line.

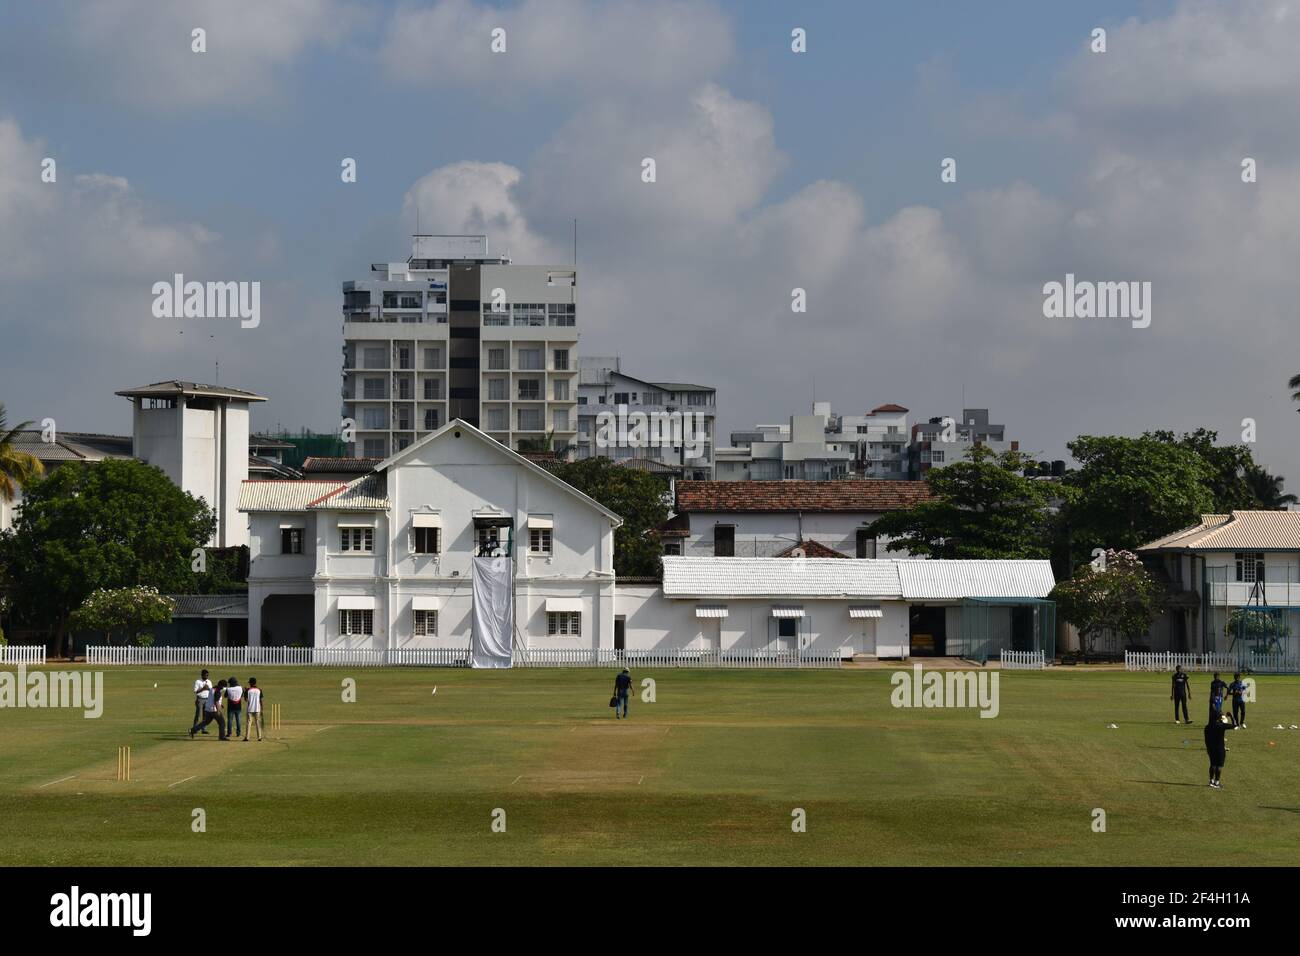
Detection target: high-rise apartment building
<box><xmin>341</xmin><ymin>235</ymin><xmax>578</xmax><ymax>458</ymax></box>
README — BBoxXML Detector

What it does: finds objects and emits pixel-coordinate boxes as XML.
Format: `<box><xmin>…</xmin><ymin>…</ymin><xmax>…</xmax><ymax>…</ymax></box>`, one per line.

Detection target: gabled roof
<box><xmin>895</xmin><ymin>559</ymin><xmax>1055</xmax><ymax>600</ymax></box>
<box><xmin>9</xmin><ymin>430</ymin><xmax>134</xmax><ymax>463</ymax></box>
<box><xmin>870</xmin><ymin>403</ymin><xmax>909</xmax><ymax>413</ymax></box>
<box><xmin>237</xmin><ymin>476</ymin><xmax>389</xmax><ymax>512</ymax></box>
<box><xmin>375</xmin><ymin>419</ymin><xmax>623</xmax><ymax>526</ymax></box>
<box><xmin>115</xmin><ymin>381</ymin><xmax>267</xmax><ymax>402</ymax></box>
<box><xmin>675</xmin><ymin>479</ymin><xmax>932</xmax><ymax>514</ymax></box>
<box><xmin>772</xmin><ymin>539</ymin><xmax>849</xmax><ymax>559</ymax></box>
<box><xmin>1138</xmin><ymin>511</ymin><xmax>1300</xmax><ymax>551</ymax></box>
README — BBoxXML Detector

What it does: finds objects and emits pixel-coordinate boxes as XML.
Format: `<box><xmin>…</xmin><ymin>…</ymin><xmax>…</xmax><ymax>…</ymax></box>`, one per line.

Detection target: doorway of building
<box><xmin>614</xmin><ymin>616</ymin><xmax>625</xmax><ymax>652</ymax></box>
<box><xmin>909</xmin><ymin>605</ymin><xmax>946</xmax><ymax>656</ymax></box>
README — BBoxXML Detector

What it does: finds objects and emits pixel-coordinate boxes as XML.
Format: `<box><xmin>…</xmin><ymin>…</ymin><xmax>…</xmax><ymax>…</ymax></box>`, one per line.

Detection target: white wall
<box><xmin>616</xmin><ymin>586</ymin><xmax>911</xmax><ymax>658</ymax></box>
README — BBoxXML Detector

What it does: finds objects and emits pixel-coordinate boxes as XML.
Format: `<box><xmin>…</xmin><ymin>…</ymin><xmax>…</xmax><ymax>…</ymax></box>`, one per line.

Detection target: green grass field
<box><xmin>3</xmin><ymin>665</ymin><xmax>1299</xmax><ymax>866</ymax></box>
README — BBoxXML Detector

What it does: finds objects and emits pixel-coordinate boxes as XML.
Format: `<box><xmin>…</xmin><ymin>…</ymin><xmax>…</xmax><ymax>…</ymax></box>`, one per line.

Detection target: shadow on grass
<box><xmin>1127</xmin><ymin>779</ymin><xmax>1208</xmax><ymax>788</ymax></box>
<box><xmin>1259</xmin><ymin>806</ymin><xmax>1300</xmax><ymax>814</ymax></box>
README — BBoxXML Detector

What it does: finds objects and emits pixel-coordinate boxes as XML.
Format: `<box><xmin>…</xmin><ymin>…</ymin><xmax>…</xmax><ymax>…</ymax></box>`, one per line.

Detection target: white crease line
<box><xmin>167</xmin><ymin>775</ymin><xmax>196</xmax><ymax>789</ymax></box>
<box><xmin>638</xmin><ymin>775</ymin><xmax>644</xmax><ymax>786</ymax></box>
<box><xmin>510</xmin><ymin>775</ymin><xmax>522</xmax><ymax>785</ymax></box>
<box><xmin>315</xmin><ymin>726</ymin><xmax>334</xmax><ymax>733</ymax></box>
<box><xmin>38</xmin><ymin>775</ymin><xmax>76</xmax><ymax>789</ymax></box>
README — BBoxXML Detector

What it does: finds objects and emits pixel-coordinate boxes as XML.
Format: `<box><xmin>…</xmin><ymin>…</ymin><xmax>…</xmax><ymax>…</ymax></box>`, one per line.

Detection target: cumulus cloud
<box><xmin>51</xmin><ymin>0</ymin><xmax>361</xmax><ymax>110</ymax></box>
<box><xmin>381</xmin><ymin>0</ymin><xmax>732</xmax><ymax>98</ymax></box>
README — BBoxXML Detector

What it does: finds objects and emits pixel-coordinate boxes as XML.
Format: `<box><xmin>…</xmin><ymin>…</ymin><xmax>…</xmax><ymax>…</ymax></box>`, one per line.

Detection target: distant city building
<box><xmin>715</xmin><ymin>402</ymin><xmax>909</xmax><ymax>480</ymax></box>
<box><xmin>574</xmin><ymin>356</ymin><xmax>715</xmax><ymax>480</ymax></box>
<box><xmin>910</xmin><ymin>408</ymin><xmax>1019</xmax><ymax>479</ymax></box>
<box><xmin>342</xmin><ymin>235</ymin><xmax>578</xmax><ymax>459</ymax></box>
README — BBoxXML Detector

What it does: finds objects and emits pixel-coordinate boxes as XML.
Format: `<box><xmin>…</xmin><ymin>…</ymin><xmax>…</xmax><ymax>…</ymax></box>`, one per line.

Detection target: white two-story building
<box><xmin>239</xmin><ymin>420</ymin><xmax>620</xmax><ymax>652</ymax></box>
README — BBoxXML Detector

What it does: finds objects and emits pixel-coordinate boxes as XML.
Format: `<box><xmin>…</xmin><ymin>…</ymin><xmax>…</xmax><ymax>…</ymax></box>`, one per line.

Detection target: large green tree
<box><xmin>869</xmin><ymin>447</ymin><xmax>1053</xmax><ymax>559</ymax></box>
<box><xmin>550</xmin><ymin>457</ymin><xmax>668</xmax><ymax>578</ymax></box>
<box><xmin>1058</xmin><ymin>435</ymin><xmax>1214</xmax><ymax>567</ymax></box>
<box><xmin>1144</xmin><ymin>428</ymin><xmax>1293</xmax><ymax>511</ymax></box>
<box><xmin>0</xmin><ymin>458</ymin><xmax>215</xmax><ymax>657</ymax></box>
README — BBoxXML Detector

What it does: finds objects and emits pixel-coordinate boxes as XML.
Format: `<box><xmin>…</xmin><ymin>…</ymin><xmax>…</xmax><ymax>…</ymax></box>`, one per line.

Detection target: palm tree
<box><xmin>1244</xmin><ymin>464</ymin><xmax>1298</xmax><ymax>509</ymax></box>
<box><xmin>0</xmin><ymin>403</ymin><xmax>44</xmax><ymax>503</ymax></box>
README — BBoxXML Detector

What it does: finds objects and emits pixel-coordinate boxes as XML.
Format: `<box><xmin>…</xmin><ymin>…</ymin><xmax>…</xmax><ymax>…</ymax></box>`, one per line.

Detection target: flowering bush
<box><xmin>69</xmin><ymin>587</ymin><xmax>174</xmax><ymax>646</ymax></box>
<box><xmin>1050</xmin><ymin>550</ymin><xmax>1160</xmax><ymax>655</ymax></box>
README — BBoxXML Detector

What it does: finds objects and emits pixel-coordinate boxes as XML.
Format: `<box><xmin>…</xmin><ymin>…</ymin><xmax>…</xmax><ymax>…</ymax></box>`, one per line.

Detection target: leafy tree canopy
<box><xmin>550</xmin><ymin>457</ymin><xmax>668</xmax><ymax>579</ymax></box>
<box><xmin>870</xmin><ymin>446</ymin><xmax>1052</xmax><ymax>559</ymax></box>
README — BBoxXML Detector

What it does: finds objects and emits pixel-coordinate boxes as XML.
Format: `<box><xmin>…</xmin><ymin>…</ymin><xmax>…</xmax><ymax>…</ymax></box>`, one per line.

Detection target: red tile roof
<box><xmin>675</xmin><ymin>480</ymin><xmax>931</xmax><ymax>513</ymax></box>
<box><xmin>871</xmin><ymin>403</ymin><xmax>909</xmax><ymax>413</ymax></box>
<box><xmin>772</xmin><ymin>539</ymin><xmax>849</xmax><ymax>558</ymax></box>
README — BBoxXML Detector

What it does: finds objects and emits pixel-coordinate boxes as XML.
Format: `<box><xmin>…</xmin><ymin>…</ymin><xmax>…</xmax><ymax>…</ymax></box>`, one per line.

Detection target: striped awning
<box><xmin>849</xmin><ymin>606</ymin><xmax>884</xmax><ymax>619</ymax></box>
<box><xmin>695</xmin><ymin>605</ymin><xmax>729</xmax><ymax>619</ymax></box>
<box><xmin>771</xmin><ymin>606</ymin><xmax>805</xmax><ymax>619</ymax></box>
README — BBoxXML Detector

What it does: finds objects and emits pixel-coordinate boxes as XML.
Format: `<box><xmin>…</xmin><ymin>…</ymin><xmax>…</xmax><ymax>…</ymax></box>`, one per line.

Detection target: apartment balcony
<box><xmin>1206</xmin><ymin>569</ymin><xmax>1300</xmax><ymax>608</ymax></box>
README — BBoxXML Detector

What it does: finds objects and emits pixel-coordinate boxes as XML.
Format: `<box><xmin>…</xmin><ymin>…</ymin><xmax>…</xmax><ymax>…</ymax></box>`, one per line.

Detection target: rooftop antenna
<box><xmin>215</xmin><ymin>359</ymin><xmax>219</xmax><ymax>383</ymax></box>
<box><xmin>573</xmin><ymin>218</ymin><xmax>578</xmax><ymax>266</ymax></box>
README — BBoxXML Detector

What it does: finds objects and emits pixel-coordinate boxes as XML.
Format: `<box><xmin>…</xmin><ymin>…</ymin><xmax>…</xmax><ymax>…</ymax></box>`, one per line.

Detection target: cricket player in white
<box><xmin>192</xmin><ymin>669</ymin><xmax>213</xmax><ymax>735</ymax></box>
<box><xmin>243</xmin><ymin>677</ymin><xmax>264</xmax><ymax>741</ymax></box>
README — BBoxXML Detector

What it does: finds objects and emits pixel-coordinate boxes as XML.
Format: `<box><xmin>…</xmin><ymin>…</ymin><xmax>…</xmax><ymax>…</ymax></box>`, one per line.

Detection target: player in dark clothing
<box><xmin>613</xmin><ymin>668</ymin><xmax>632</xmax><ymax>719</ymax></box>
<box><xmin>1228</xmin><ymin>673</ymin><xmax>1248</xmax><ymax>728</ymax></box>
<box><xmin>1209</xmin><ymin>672</ymin><xmax>1228</xmax><ymax>721</ymax></box>
<box><xmin>1204</xmin><ymin>712</ymin><xmax>1229</xmax><ymax>788</ymax></box>
<box><xmin>1170</xmin><ymin>666</ymin><xmax>1192</xmax><ymax>724</ymax></box>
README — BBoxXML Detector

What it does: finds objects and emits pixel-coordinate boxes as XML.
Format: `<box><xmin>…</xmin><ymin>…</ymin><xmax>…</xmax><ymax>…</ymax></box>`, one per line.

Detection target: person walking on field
<box><xmin>1228</xmin><ymin>672</ymin><xmax>1249</xmax><ymax>729</ymax></box>
<box><xmin>1204</xmin><ymin>711</ymin><xmax>1230</xmax><ymax>788</ymax></box>
<box><xmin>613</xmin><ymin>668</ymin><xmax>632</xmax><ymax>720</ymax></box>
<box><xmin>243</xmin><ymin>677</ymin><xmax>265</xmax><ymax>741</ymax></box>
<box><xmin>192</xmin><ymin>669</ymin><xmax>213</xmax><ymax>735</ymax></box>
<box><xmin>1171</xmin><ymin>665</ymin><xmax>1192</xmax><ymax>724</ymax></box>
<box><xmin>190</xmin><ymin>680</ymin><xmax>228</xmax><ymax>739</ymax></box>
<box><xmin>224</xmin><ymin>676</ymin><xmax>245</xmax><ymax>740</ymax></box>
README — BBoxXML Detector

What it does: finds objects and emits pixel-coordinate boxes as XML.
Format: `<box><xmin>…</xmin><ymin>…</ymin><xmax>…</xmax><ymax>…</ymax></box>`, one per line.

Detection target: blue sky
<box><xmin>2</xmin><ymin>0</ymin><xmax>1297</xmax><ymax>488</ymax></box>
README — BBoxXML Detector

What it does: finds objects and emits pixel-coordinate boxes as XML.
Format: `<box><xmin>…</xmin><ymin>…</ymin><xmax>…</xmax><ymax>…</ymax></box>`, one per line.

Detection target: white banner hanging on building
<box><xmin>471</xmin><ymin>555</ymin><xmax>513</xmax><ymax>669</ymax></box>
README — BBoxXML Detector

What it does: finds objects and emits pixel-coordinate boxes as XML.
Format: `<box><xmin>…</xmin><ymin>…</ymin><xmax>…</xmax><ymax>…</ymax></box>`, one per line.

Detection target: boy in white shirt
<box><xmin>243</xmin><ymin>677</ymin><xmax>265</xmax><ymax>742</ymax></box>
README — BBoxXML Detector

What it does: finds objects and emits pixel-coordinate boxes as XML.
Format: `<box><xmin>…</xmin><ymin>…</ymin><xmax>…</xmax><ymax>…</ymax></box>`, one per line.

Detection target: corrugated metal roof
<box><xmin>168</xmin><ymin>594</ymin><xmax>249</xmax><ymax>618</ymax></box>
<box><xmin>308</xmin><ymin>474</ymin><xmax>389</xmax><ymax>510</ymax></box>
<box><xmin>238</xmin><ymin>477</ymin><xmax>388</xmax><ymax>512</ymax></box>
<box><xmin>1138</xmin><ymin>514</ymin><xmax>1231</xmax><ymax>550</ymax></box>
<box><xmin>1139</xmin><ymin>510</ymin><xmax>1300</xmax><ymax>551</ymax></box>
<box><xmin>661</xmin><ymin>556</ymin><xmax>1056</xmax><ymax>600</ymax></box>
<box><xmin>662</xmin><ymin>556</ymin><xmax>903</xmax><ymax>599</ymax></box>
<box><xmin>895</xmin><ymin>559</ymin><xmax>1056</xmax><ymax>600</ymax></box>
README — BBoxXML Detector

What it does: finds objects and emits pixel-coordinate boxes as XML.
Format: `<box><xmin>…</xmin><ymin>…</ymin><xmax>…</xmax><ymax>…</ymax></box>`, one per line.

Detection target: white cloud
<box><xmin>60</xmin><ymin>0</ymin><xmax>361</xmax><ymax>110</ymax></box>
<box><xmin>381</xmin><ymin>0</ymin><xmax>732</xmax><ymax>98</ymax></box>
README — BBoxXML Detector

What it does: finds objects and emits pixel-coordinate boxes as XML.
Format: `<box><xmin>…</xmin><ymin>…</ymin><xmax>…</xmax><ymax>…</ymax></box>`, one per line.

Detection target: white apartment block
<box><xmin>716</xmin><ymin>401</ymin><xmax>906</xmax><ymax>480</ymax></box>
<box><xmin>575</xmin><ymin>356</ymin><xmax>716</xmax><ymax>480</ymax></box>
<box><xmin>240</xmin><ymin>420</ymin><xmax>620</xmax><ymax>650</ymax></box>
<box><xmin>342</xmin><ymin>235</ymin><xmax>578</xmax><ymax>459</ymax></box>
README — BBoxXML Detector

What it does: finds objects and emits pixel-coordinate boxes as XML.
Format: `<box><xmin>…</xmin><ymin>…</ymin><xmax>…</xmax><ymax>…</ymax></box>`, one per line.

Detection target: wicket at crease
<box><xmin>116</xmin><ymin>745</ymin><xmax>131</xmax><ymax>782</ymax></box>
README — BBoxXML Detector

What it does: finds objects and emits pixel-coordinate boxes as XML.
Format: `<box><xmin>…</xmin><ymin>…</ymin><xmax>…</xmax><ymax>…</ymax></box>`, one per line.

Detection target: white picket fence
<box><xmin>999</xmin><ymin>649</ymin><xmax>1046</xmax><ymax>670</ymax></box>
<box><xmin>0</xmin><ymin>645</ymin><xmax>47</xmax><ymax>665</ymax></box>
<box><xmin>85</xmin><ymin>645</ymin><xmax>843</xmax><ymax>669</ymax></box>
<box><xmin>1125</xmin><ymin>651</ymin><xmax>1238</xmax><ymax>673</ymax></box>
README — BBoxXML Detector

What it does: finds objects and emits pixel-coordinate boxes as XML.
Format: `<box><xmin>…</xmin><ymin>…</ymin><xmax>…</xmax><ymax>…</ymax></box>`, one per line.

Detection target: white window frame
<box><xmin>341</xmin><ymin>527</ymin><xmax>374</xmax><ymax>553</ymax></box>
<box><xmin>340</xmin><ymin>608</ymin><xmax>373</xmax><ymax>635</ymax></box>
<box><xmin>547</xmin><ymin>611</ymin><xmax>581</xmax><ymax>636</ymax></box>
<box><xmin>529</xmin><ymin>528</ymin><xmax>553</xmax><ymax>555</ymax></box>
<box><xmin>413</xmin><ymin>609</ymin><xmax>438</xmax><ymax>637</ymax></box>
